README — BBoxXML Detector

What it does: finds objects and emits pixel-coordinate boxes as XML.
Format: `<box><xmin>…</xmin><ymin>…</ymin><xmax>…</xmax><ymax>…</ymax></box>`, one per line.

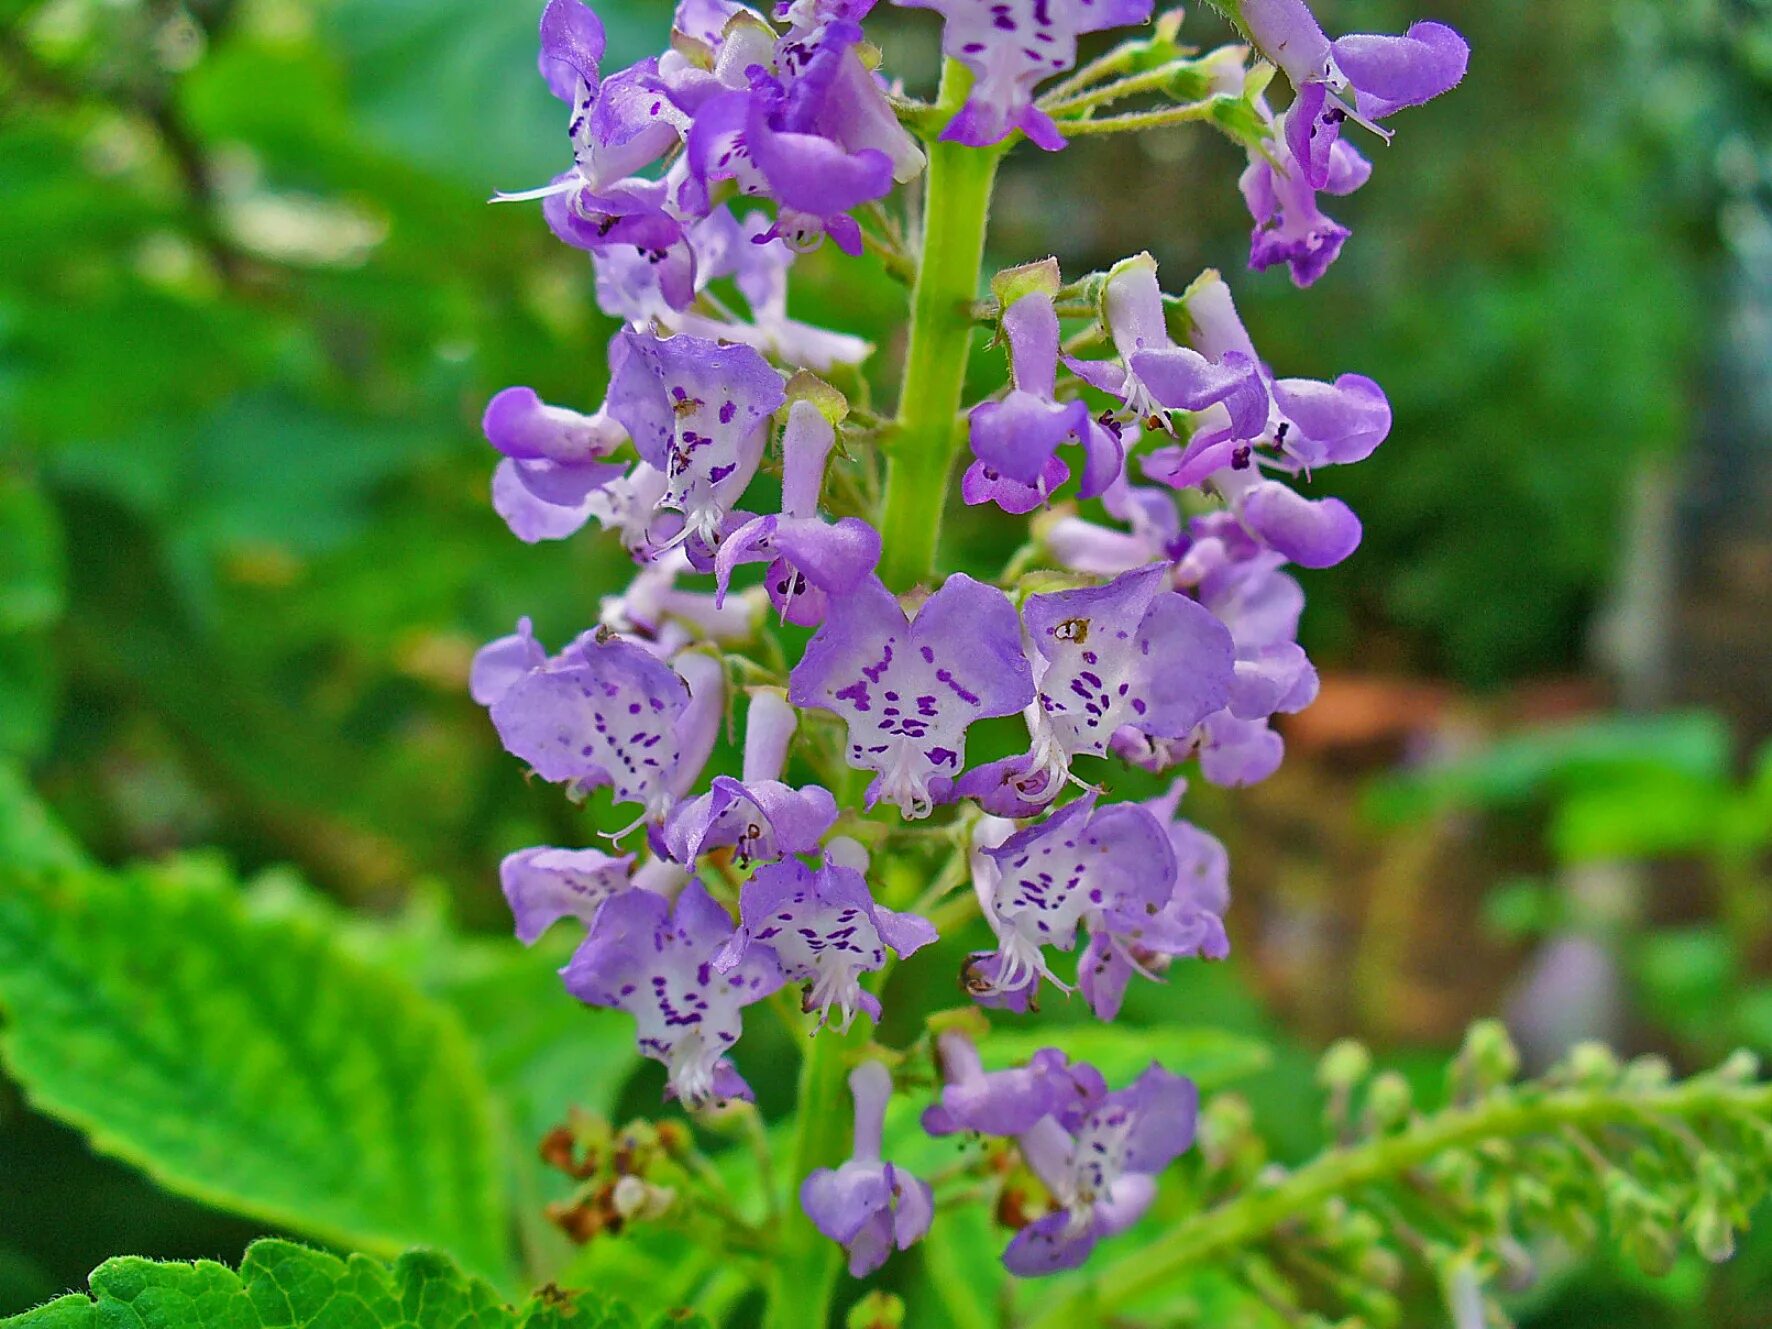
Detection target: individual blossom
<box><xmin>790</xmin><ymin>573</ymin><xmax>1034</xmax><ymax>818</ymax></box>
<box><xmin>662</xmin><ymin>687</ymin><xmax>839</xmax><ymax>866</ymax></box>
<box><xmin>482</xmin><ymin>385</ymin><xmax>630</xmax><ymax>543</ymax></box>
<box><xmin>563</xmin><ymin>879</ymin><xmax>784</xmax><ymax>1107</ymax></box>
<box><xmin>1131</xmin><ymin>268</ymin><xmax>1391</xmax><ymax>568</ymax></box>
<box><xmin>501</xmin><ymin>846</ymin><xmax>636</xmax><ymax>944</ymax></box>
<box><xmin>486</xmin><ymin>629</ymin><xmax>721</xmax><ymax>822</ymax></box>
<box><xmin>607</xmin><ymin>330</ymin><xmax>788</xmax><ymax>550</ymax></box>
<box><xmin>922</xmin><ymin>1034</ymin><xmax>1199</xmax><ymax>1274</ymax></box>
<box><xmin>1078</xmin><ymin>780</ymin><xmax>1230</xmax><ymax>1019</ymax></box>
<box><xmin>801</xmin><ymin>1061</ymin><xmax>935</xmax><ymax>1276</ymax></box>
<box><xmin>968</xmin><ymin>792</ymin><xmax>1177</xmax><ymax>1005</ymax></box>
<box><xmin>1108</xmin><ymin>512</ymin><xmax>1319</xmax><ymax>786</ymax></box>
<box><xmin>1239</xmin><ymin>96</ymin><xmax>1371</xmax><ymax>286</ymax></box>
<box><xmin>714</xmin><ymin>395</ymin><xmax>882</xmax><ymax>626</ymax></box>
<box><xmin>957</xmin><ymin>562</ymin><xmax>1234</xmax><ymax>814</ymax></box>
<box><xmin>965</xmin><ymin>264</ymin><xmax>1123</xmax><ymax>513</ymax></box>
<box><xmin>896</xmin><ymin>0</ymin><xmax>1157</xmax><ymax>151</ymax></box>
<box><xmin>1225</xmin><ymin>0</ymin><xmax>1468</xmax><ymax>189</ymax></box>
<box><xmin>716</xmin><ymin>842</ymin><xmax>937</xmax><ymax>1029</ymax></box>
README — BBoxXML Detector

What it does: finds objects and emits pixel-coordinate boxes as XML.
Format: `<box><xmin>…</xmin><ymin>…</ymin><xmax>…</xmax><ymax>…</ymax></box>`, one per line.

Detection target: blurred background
<box><xmin>1</xmin><ymin>0</ymin><xmax>1769</xmax><ymax>1324</ymax></box>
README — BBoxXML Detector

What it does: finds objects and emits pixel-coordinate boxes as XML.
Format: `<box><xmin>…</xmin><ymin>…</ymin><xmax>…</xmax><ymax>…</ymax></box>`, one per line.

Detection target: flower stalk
<box><xmin>878</xmin><ymin>61</ymin><xmax>1004</xmax><ymax>590</ymax></box>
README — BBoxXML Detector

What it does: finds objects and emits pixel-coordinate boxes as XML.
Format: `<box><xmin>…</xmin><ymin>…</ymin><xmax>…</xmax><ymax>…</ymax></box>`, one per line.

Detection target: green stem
<box><xmin>1025</xmin><ymin>1078</ymin><xmax>1772</xmax><ymax>1329</ymax></box>
<box><xmin>763</xmin><ymin>1022</ymin><xmax>866</xmax><ymax>1329</ymax></box>
<box><xmin>877</xmin><ymin>61</ymin><xmax>1004</xmax><ymax>590</ymax></box>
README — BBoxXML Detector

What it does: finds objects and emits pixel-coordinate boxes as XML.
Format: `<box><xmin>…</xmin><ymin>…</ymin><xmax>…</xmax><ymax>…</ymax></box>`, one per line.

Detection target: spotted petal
<box><xmin>489</xmin><ymin>633</ymin><xmax>691</xmax><ymax>810</ymax></box>
<box><xmin>984</xmin><ymin>795</ymin><xmax>1176</xmax><ymax>992</ymax></box>
<box><xmin>1023</xmin><ymin>565</ymin><xmax>1235</xmax><ymax>759</ymax></box>
<box><xmin>716</xmin><ymin>857</ymin><xmax>936</xmax><ymax>1030</ymax></box>
<box><xmin>562</xmin><ymin>880</ymin><xmax>784</xmax><ymax>1107</ymax></box>
<box><xmin>501</xmin><ymin>846</ymin><xmax>635</xmax><ymax>943</ymax></box>
<box><xmin>607</xmin><ymin>330</ymin><xmax>786</xmax><ymax>546</ymax></box>
<box><xmin>789</xmin><ymin>574</ymin><xmax>1034</xmax><ymax>817</ymax></box>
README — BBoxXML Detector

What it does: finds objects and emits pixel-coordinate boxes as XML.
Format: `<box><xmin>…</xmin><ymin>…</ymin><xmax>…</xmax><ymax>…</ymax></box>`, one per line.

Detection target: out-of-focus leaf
<box><xmin>0</xmin><ymin>861</ymin><xmax>510</xmax><ymax>1279</ymax></box>
<box><xmin>1363</xmin><ymin>712</ymin><xmax>1733</xmax><ymax>826</ymax></box>
<box><xmin>1632</xmin><ymin>927</ymin><xmax>1737</xmax><ymax>1043</ymax></box>
<box><xmin>0</xmin><ymin>476</ymin><xmax>63</xmax><ymax>634</ymax></box>
<box><xmin>1550</xmin><ymin>768</ymin><xmax>1723</xmax><ymax>863</ymax></box>
<box><xmin>0</xmin><ymin>763</ymin><xmax>84</xmax><ymax>871</ymax></box>
<box><xmin>0</xmin><ymin>1239</ymin><xmax>656</xmax><ymax>1329</ymax></box>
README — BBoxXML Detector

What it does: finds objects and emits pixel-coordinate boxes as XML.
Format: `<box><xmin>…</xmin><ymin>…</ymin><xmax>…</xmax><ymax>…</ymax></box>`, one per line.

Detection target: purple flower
<box><xmin>470</xmin><ymin>616</ymin><xmax>547</xmax><ymax>707</ymax></box>
<box><xmin>714</xmin><ymin>399</ymin><xmax>882</xmax><ymax>625</ymax></box>
<box><xmin>1078</xmin><ymin>781</ymin><xmax>1230</xmax><ymax>1019</ymax></box>
<box><xmin>1134</xmin><ymin>269</ymin><xmax>1390</xmax><ymax>568</ymax></box>
<box><xmin>1240</xmin><ymin>103</ymin><xmax>1370</xmax><ymax>287</ymax></box>
<box><xmin>483</xmin><ymin>386</ymin><xmax>630</xmax><ymax>543</ymax></box>
<box><xmin>971</xmin><ymin>793</ymin><xmax>1176</xmax><ymax>1004</ymax></box>
<box><xmin>563</xmin><ymin>879</ymin><xmax>785</xmax><ymax>1107</ymax></box>
<box><xmin>662</xmin><ymin>688</ymin><xmax>839</xmax><ymax>866</ymax></box>
<box><xmin>1229</xmin><ymin>1</ymin><xmax>1468</xmax><ymax>188</ymax></box>
<box><xmin>923</xmin><ymin>1032</ymin><xmax>1102</xmax><ymax>1137</ymax></box>
<box><xmin>966</xmin><ymin>273</ymin><xmax>1123</xmax><ymax>510</ymax></box>
<box><xmin>1001</xmin><ymin>1062</ymin><xmax>1198</xmax><ymax>1274</ymax></box>
<box><xmin>801</xmin><ymin>1061</ymin><xmax>934</xmax><ymax>1276</ymax></box>
<box><xmin>501</xmin><ymin>846</ymin><xmax>636</xmax><ymax>944</ymax></box>
<box><xmin>789</xmin><ymin>574</ymin><xmax>1034</xmax><ymax>818</ymax></box>
<box><xmin>1024</xmin><ymin>564</ymin><xmax>1234</xmax><ymax>764</ymax></box>
<box><xmin>717</xmin><ymin>849</ymin><xmax>936</xmax><ymax>1030</ymax></box>
<box><xmin>922</xmin><ymin>1034</ymin><xmax>1199</xmax><ymax>1275</ymax></box>
<box><xmin>895</xmin><ymin>0</ymin><xmax>1157</xmax><ymax>150</ymax></box>
<box><xmin>607</xmin><ymin>330</ymin><xmax>787</xmax><ymax>549</ymax></box>
<box><xmin>486</xmin><ymin>628</ymin><xmax>720</xmax><ymax>820</ymax></box>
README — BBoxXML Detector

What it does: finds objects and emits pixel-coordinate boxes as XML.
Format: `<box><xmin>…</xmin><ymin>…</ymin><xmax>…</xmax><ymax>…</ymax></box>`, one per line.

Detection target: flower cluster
<box><xmin>473</xmin><ymin>0</ymin><xmax>1465</xmax><ymax>1284</ymax></box>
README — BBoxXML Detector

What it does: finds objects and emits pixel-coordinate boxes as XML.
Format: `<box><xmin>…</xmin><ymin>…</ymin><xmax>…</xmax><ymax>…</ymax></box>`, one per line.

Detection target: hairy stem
<box><xmin>877</xmin><ymin>61</ymin><xmax>1004</xmax><ymax>590</ymax></box>
<box><xmin>1026</xmin><ymin>1077</ymin><xmax>1772</xmax><ymax>1329</ymax></box>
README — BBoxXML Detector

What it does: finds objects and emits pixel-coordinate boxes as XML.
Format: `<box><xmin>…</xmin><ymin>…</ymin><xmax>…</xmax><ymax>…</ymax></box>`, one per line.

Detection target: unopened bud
<box><xmin>1366</xmin><ymin>1071</ymin><xmax>1414</xmax><ymax>1131</ymax></box>
<box><xmin>1317</xmin><ymin>1039</ymin><xmax>1372</xmax><ymax>1092</ymax></box>
<box><xmin>1566</xmin><ymin>1040</ymin><xmax>1621</xmax><ymax>1088</ymax></box>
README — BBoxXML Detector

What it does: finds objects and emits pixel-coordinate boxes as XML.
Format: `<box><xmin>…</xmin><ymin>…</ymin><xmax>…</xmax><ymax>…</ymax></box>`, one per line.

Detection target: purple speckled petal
<box><xmin>489</xmin><ymin>633</ymin><xmax>691</xmax><ymax>809</ymax></box>
<box><xmin>1023</xmin><ymin>565</ymin><xmax>1235</xmax><ymax>758</ymax></box>
<box><xmin>561</xmin><ymin>879</ymin><xmax>783</xmax><ymax>1107</ymax></box>
<box><xmin>718</xmin><ymin>856</ymin><xmax>932</xmax><ymax>1029</ymax></box>
<box><xmin>984</xmin><ymin>795</ymin><xmax>1176</xmax><ymax>993</ymax></box>
<box><xmin>895</xmin><ymin>0</ymin><xmax>1156</xmax><ymax>149</ymax></box>
<box><xmin>501</xmin><ymin>846</ymin><xmax>634</xmax><ymax>943</ymax></box>
<box><xmin>789</xmin><ymin>574</ymin><xmax>1034</xmax><ymax>817</ymax></box>
<box><xmin>607</xmin><ymin>330</ymin><xmax>786</xmax><ymax>545</ymax></box>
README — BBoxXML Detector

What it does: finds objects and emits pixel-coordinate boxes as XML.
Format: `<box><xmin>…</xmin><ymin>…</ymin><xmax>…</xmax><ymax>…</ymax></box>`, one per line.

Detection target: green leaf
<box><xmin>981</xmin><ymin>1024</ymin><xmax>1273</xmax><ymax>1092</ymax></box>
<box><xmin>0</xmin><ymin>762</ymin><xmax>84</xmax><ymax>871</ymax></box>
<box><xmin>0</xmin><ymin>1239</ymin><xmax>649</xmax><ymax>1329</ymax></box>
<box><xmin>0</xmin><ymin>862</ymin><xmax>510</xmax><ymax>1280</ymax></box>
<box><xmin>1363</xmin><ymin>711</ymin><xmax>1734</xmax><ymax>826</ymax></box>
<box><xmin>0</xmin><ymin>474</ymin><xmax>63</xmax><ymax>634</ymax></box>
